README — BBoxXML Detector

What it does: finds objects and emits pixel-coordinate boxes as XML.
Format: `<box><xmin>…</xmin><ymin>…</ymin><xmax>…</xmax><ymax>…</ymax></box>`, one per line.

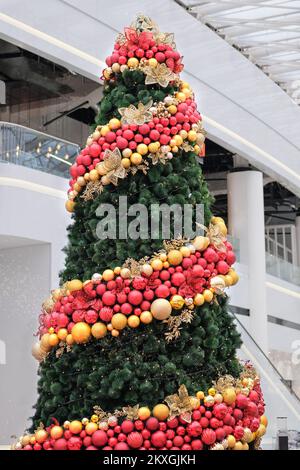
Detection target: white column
<box><xmin>228</xmin><ymin>170</ymin><xmax>268</xmax><ymax>353</ymax></box>
<box><xmin>295</xmin><ymin>215</ymin><xmax>300</xmax><ymax>266</ymax></box>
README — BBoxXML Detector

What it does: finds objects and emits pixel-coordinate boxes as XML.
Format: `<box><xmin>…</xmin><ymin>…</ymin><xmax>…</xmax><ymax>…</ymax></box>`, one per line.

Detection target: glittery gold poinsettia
<box><xmin>154</xmin><ymin>31</ymin><xmax>176</xmax><ymax>49</ymax></box>
<box><xmin>119</xmin><ymin>100</ymin><xmax>153</xmax><ymax>125</ymax></box>
<box><xmin>122</xmin><ymin>404</ymin><xmax>140</xmax><ymax>420</ymax></box>
<box><xmin>102</xmin><ymin>147</ymin><xmax>126</xmax><ymax>186</ymax></box>
<box><xmin>131</xmin><ymin>14</ymin><xmax>159</xmax><ymax>34</ymax></box>
<box><xmin>144</xmin><ymin>63</ymin><xmax>177</xmax><ymax>87</ymax></box>
<box><xmin>197</xmin><ymin>222</ymin><xmax>227</xmax><ymax>252</ymax></box>
<box><xmin>165</xmin><ymin>385</ymin><xmax>195</xmax><ymax>423</ymax></box>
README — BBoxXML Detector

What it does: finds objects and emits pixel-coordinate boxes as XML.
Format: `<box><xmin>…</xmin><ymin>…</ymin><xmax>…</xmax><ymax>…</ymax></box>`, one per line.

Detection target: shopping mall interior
<box><xmin>1</xmin><ymin>0</ymin><xmax>300</xmax><ymax>451</ymax></box>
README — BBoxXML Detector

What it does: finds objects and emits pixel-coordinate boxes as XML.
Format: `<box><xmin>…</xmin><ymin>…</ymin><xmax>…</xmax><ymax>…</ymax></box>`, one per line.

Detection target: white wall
<box><xmin>0</xmin><ymin>243</ymin><xmax>50</xmax><ymax>444</ymax></box>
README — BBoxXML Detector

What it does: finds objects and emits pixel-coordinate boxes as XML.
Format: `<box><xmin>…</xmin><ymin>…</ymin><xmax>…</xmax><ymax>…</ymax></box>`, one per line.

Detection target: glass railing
<box><xmin>232</xmin><ymin>312</ymin><xmax>300</xmax><ymax>449</ymax></box>
<box><xmin>0</xmin><ymin>121</ymin><xmax>79</xmax><ymax>178</ymax></box>
<box><xmin>266</xmin><ymin>252</ymin><xmax>300</xmax><ymax>287</ymax></box>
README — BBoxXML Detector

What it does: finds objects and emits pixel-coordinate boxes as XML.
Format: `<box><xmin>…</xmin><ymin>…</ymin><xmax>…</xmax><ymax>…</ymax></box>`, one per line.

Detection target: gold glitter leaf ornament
<box><xmin>144</xmin><ymin>63</ymin><xmax>178</xmax><ymax>88</ymax></box>
<box><xmin>165</xmin><ymin>385</ymin><xmax>195</xmax><ymax>423</ymax></box>
<box><xmin>102</xmin><ymin>147</ymin><xmax>127</xmax><ymax>186</ymax></box>
<box><xmin>119</xmin><ymin>100</ymin><xmax>153</xmax><ymax>126</ymax></box>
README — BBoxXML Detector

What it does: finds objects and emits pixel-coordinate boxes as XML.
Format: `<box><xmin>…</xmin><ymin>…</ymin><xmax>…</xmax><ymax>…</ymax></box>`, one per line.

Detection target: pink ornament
<box><xmin>201</xmin><ymin>428</ymin><xmax>216</xmax><ymax>446</ymax></box>
<box><xmin>91</xmin><ymin>430</ymin><xmax>108</xmax><ymax>448</ymax></box>
<box><xmin>127</xmin><ymin>432</ymin><xmax>143</xmax><ymax>449</ymax></box>
<box><xmin>121</xmin><ymin>420</ymin><xmax>134</xmax><ymax>434</ymax></box>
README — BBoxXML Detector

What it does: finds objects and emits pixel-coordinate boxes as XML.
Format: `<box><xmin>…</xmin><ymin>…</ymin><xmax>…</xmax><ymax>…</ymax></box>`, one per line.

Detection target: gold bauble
<box><xmin>228</xmin><ymin>269</ymin><xmax>239</xmax><ymax>285</ymax></box>
<box><xmin>109</xmin><ymin>118</ymin><xmax>121</xmax><ymax>130</ymax></box>
<box><xmin>210</xmin><ymin>276</ymin><xmax>226</xmax><ymax>290</ymax></box>
<box><xmin>127</xmin><ymin>57</ymin><xmax>139</xmax><ymax>68</ymax></box>
<box><xmin>69</xmin><ymin>420</ymin><xmax>82</xmax><ymax>434</ymax></box>
<box><xmin>48</xmin><ymin>333</ymin><xmax>59</xmax><ymax>347</ymax></box>
<box><xmin>150</xmin><ymin>299</ymin><xmax>172</xmax><ymax>320</ymax></box>
<box><xmin>233</xmin><ymin>441</ymin><xmax>243</xmax><ymax>451</ymax></box>
<box><xmin>66</xmin><ymin>334</ymin><xmax>74</xmax><ymax>345</ymax></box>
<box><xmin>153</xmin><ymin>404</ymin><xmax>170</xmax><ymax>421</ymax></box>
<box><xmin>40</xmin><ymin>333</ymin><xmax>51</xmax><ymax>352</ymax></box>
<box><xmin>227</xmin><ymin>435</ymin><xmax>236</xmax><ymax>448</ymax></box>
<box><xmin>214</xmin><ymin>393</ymin><xmax>223</xmax><ymax>404</ymax></box>
<box><xmin>50</xmin><ymin>426</ymin><xmax>63</xmax><ymax>440</ymax></box>
<box><xmin>192</xmin><ymin>236</ymin><xmax>210</xmax><ymax>251</ymax></box>
<box><xmin>130</xmin><ymin>152</ymin><xmax>143</xmax><ymax>165</ymax></box>
<box><xmin>260</xmin><ymin>415</ymin><xmax>268</xmax><ymax>427</ymax></box>
<box><xmin>65</xmin><ymin>199</ymin><xmax>75</xmax><ymax>213</ymax></box>
<box><xmin>142</xmin><ymin>263</ymin><xmax>153</xmax><ymax>277</ymax></box>
<box><xmin>203</xmin><ymin>289</ymin><xmax>214</xmax><ymax>302</ymax></box>
<box><xmin>167</xmin><ymin>250</ymin><xmax>183</xmax><ymax>266</ymax></box>
<box><xmin>148</xmin><ymin>58</ymin><xmax>158</xmax><ymax>68</ymax></box>
<box><xmin>35</xmin><ymin>429</ymin><xmax>48</xmax><ymax>444</ymax></box>
<box><xmin>91</xmin><ymin>322</ymin><xmax>107</xmax><ymax>339</ymax></box>
<box><xmin>223</xmin><ymin>387</ymin><xmax>237</xmax><ymax>405</ymax></box>
<box><xmin>77</xmin><ymin>176</ymin><xmax>86</xmax><ymax>187</ymax></box>
<box><xmin>122</xmin><ymin>148</ymin><xmax>132</xmax><ymax>158</ymax></box>
<box><xmin>180</xmin><ymin>246</ymin><xmax>191</xmax><ymax>258</ymax></box>
<box><xmin>138</xmin><ymin>406</ymin><xmax>151</xmax><ymax>420</ymax></box>
<box><xmin>256</xmin><ymin>424</ymin><xmax>266</xmax><ymax>438</ymax></box>
<box><xmin>85</xmin><ymin>422</ymin><xmax>98</xmax><ymax>435</ymax></box>
<box><xmin>102</xmin><ymin>269</ymin><xmax>114</xmax><ymax>281</ymax></box>
<box><xmin>21</xmin><ymin>435</ymin><xmax>31</xmax><ymax>446</ymax></box>
<box><xmin>120</xmin><ymin>268</ymin><xmax>131</xmax><ymax>279</ymax></box>
<box><xmin>91</xmin><ymin>414</ymin><xmax>99</xmax><ymax>423</ymax></box>
<box><xmin>111</xmin><ymin>63</ymin><xmax>120</xmax><ymax>73</ymax></box>
<box><xmin>211</xmin><ymin>216</ymin><xmax>224</xmax><ymax>225</ymax></box>
<box><xmin>194</xmin><ymin>293</ymin><xmax>205</xmax><ymax>306</ymax></box>
<box><xmin>140</xmin><ymin>311</ymin><xmax>153</xmax><ymax>324</ymax></box>
<box><xmin>111</xmin><ymin>313</ymin><xmax>127</xmax><ymax>330</ymax></box>
<box><xmin>57</xmin><ymin>328</ymin><xmax>68</xmax><ymax>341</ymax></box>
<box><xmin>71</xmin><ymin>322</ymin><xmax>91</xmax><ymax>344</ymax></box>
<box><xmin>128</xmin><ymin>315</ymin><xmax>140</xmax><ymax>328</ymax></box>
<box><xmin>31</xmin><ymin>342</ymin><xmax>43</xmax><ymax>361</ymax></box>
<box><xmin>204</xmin><ymin>395</ymin><xmax>215</xmax><ymax>406</ymax></box>
<box><xmin>151</xmin><ymin>258</ymin><xmax>163</xmax><ymax>271</ymax></box>
<box><xmin>242</xmin><ymin>428</ymin><xmax>253</xmax><ymax>443</ymax></box>
<box><xmin>89</xmin><ymin>169</ymin><xmax>99</xmax><ymax>182</ymax></box>
<box><xmin>67</xmin><ymin>279</ymin><xmax>83</xmax><ymax>292</ymax></box>
<box><xmin>170</xmin><ymin>295</ymin><xmax>185</xmax><ymax>310</ymax></box>
<box><xmin>111</xmin><ymin>329</ymin><xmax>119</xmax><ymax>337</ymax></box>
<box><xmin>121</xmin><ymin>157</ymin><xmax>131</xmax><ymax>169</ymax></box>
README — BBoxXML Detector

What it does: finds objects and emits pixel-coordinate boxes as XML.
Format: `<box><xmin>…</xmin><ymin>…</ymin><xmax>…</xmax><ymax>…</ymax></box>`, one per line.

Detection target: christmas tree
<box><xmin>14</xmin><ymin>16</ymin><xmax>267</xmax><ymax>451</ymax></box>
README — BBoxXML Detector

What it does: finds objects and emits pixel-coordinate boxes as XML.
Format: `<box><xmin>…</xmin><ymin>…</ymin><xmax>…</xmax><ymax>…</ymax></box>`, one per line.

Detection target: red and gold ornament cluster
<box><xmin>33</xmin><ymin>218</ymin><xmax>238</xmax><ymax>360</ymax></box>
<box><xmin>14</xmin><ymin>369</ymin><xmax>267</xmax><ymax>451</ymax></box>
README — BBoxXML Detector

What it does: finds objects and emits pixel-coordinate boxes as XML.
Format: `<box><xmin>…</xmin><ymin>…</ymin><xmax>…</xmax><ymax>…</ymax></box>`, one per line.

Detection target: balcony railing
<box><xmin>0</xmin><ymin>121</ymin><xmax>79</xmax><ymax>178</ymax></box>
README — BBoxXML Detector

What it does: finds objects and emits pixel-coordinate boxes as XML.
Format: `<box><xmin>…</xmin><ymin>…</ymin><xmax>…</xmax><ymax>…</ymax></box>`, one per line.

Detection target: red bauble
<box><xmin>127</xmin><ymin>432</ymin><xmax>143</xmax><ymax>449</ymax></box>
<box><xmin>249</xmin><ymin>390</ymin><xmax>259</xmax><ymax>403</ymax></box>
<box><xmin>216</xmin><ymin>260</ymin><xmax>229</xmax><ymax>275</ymax></box>
<box><xmin>91</xmin><ymin>430</ymin><xmax>108</xmax><ymax>448</ymax></box>
<box><xmin>33</xmin><ymin>443</ymin><xmax>42</xmax><ymax>451</ymax></box>
<box><xmin>233</xmin><ymin>408</ymin><xmax>243</xmax><ymax>421</ymax></box>
<box><xmin>85</xmin><ymin>310</ymin><xmax>98</xmax><ymax>324</ymax></box>
<box><xmin>83</xmin><ymin>436</ymin><xmax>92</xmax><ymax>447</ymax></box>
<box><xmin>114</xmin><ymin>442</ymin><xmax>130</xmax><ymax>450</ymax></box>
<box><xmin>146</xmin><ymin>417</ymin><xmax>159</xmax><ymax>431</ymax></box>
<box><xmin>121</xmin><ymin>420</ymin><xmax>134</xmax><ymax>434</ymax></box>
<box><xmin>155</xmin><ymin>285</ymin><xmax>170</xmax><ymax>298</ymax></box>
<box><xmin>215</xmin><ymin>427</ymin><xmax>226</xmax><ymax>441</ymax></box>
<box><xmin>236</xmin><ymin>393</ymin><xmax>249</xmax><ymax>409</ymax></box>
<box><xmin>167</xmin><ymin>417</ymin><xmax>178</xmax><ymax>429</ymax></box>
<box><xmin>90</xmin><ymin>143</ymin><xmax>101</xmax><ymax>157</ymax></box>
<box><xmin>250</xmin><ymin>418</ymin><xmax>260</xmax><ymax>432</ymax></box>
<box><xmin>86</xmin><ymin>445</ymin><xmax>98</xmax><ymax>450</ymax></box>
<box><xmin>233</xmin><ymin>426</ymin><xmax>244</xmax><ymax>440</ymax></box>
<box><xmin>213</xmin><ymin>403</ymin><xmax>227</xmax><ymax>420</ymax></box>
<box><xmin>226</xmin><ymin>251</ymin><xmax>236</xmax><ymax>265</ymax></box>
<box><xmin>201</xmin><ymin>428</ymin><xmax>216</xmax><ymax>446</ymax></box>
<box><xmin>200</xmin><ymin>417</ymin><xmax>209</xmax><ymax>428</ymax></box>
<box><xmin>203</xmin><ymin>247</ymin><xmax>218</xmax><ymax>263</ymax></box>
<box><xmin>99</xmin><ymin>307</ymin><xmax>113</xmax><ymax>322</ymax></box>
<box><xmin>210</xmin><ymin>418</ymin><xmax>220</xmax><ymax>429</ymax></box>
<box><xmin>171</xmin><ymin>272</ymin><xmax>185</xmax><ymax>287</ymax></box>
<box><xmin>191</xmin><ymin>439</ymin><xmax>203</xmax><ymax>450</ymax></box>
<box><xmin>96</xmin><ymin>284</ymin><xmax>106</xmax><ymax>296</ymax></box>
<box><xmin>128</xmin><ymin>290</ymin><xmax>143</xmax><ymax>306</ymax></box>
<box><xmin>53</xmin><ymin>438</ymin><xmax>68</xmax><ymax>450</ymax></box>
<box><xmin>151</xmin><ymin>431</ymin><xmax>166</xmax><ymax>448</ymax></box>
<box><xmin>102</xmin><ymin>291</ymin><xmax>116</xmax><ymax>306</ymax></box>
<box><xmin>246</xmin><ymin>402</ymin><xmax>258</xmax><ymax>417</ymax></box>
<box><xmin>187</xmin><ymin>421</ymin><xmax>202</xmax><ymax>437</ymax></box>
<box><xmin>120</xmin><ymin>303</ymin><xmax>132</xmax><ymax>315</ymax></box>
<box><xmin>67</xmin><ymin>436</ymin><xmax>82</xmax><ymax>450</ymax></box>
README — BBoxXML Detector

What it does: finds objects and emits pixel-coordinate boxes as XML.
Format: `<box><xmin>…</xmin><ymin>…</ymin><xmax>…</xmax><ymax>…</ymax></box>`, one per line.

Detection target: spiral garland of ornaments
<box><xmin>13</xmin><ymin>364</ymin><xmax>267</xmax><ymax>451</ymax></box>
<box><xmin>32</xmin><ymin>217</ymin><xmax>239</xmax><ymax>361</ymax></box>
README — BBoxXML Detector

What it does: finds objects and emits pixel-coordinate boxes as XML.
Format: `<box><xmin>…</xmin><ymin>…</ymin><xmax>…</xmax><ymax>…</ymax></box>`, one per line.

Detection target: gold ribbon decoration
<box><xmin>122</xmin><ymin>404</ymin><xmax>140</xmax><ymax>420</ymax></box>
<box><xmin>119</xmin><ymin>100</ymin><xmax>153</xmax><ymax>126</ymax></box>
<box><xmin>165</xmin><ymin>385</ymin><xmax>195</xmax><ymax>423</ymax></box>
<box><xmin>144</xmin><ymin>63</ymin><xmax>178</xmax><ymax>88</ymax></box>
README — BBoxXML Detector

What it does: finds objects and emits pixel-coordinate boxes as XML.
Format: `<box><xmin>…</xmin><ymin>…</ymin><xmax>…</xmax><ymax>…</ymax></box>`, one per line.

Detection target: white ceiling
<box><xmin>180</xmin><ymin>0</ymin><xmax>300</xmax><ymax>104</ymax></box>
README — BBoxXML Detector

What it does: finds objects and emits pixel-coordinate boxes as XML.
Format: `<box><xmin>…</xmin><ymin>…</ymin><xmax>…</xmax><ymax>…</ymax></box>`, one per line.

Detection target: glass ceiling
<box><xmin>178</xmin><ymin>0</ymin><xmax>300</xmax><ymax>105</ymax></box>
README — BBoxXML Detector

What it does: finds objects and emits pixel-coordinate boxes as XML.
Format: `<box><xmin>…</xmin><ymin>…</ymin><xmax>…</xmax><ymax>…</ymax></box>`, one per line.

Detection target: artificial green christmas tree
<box><xmin>14</xmin><ymin>15</ymin><xmax>267</xmax><ymax>451</ymax></box>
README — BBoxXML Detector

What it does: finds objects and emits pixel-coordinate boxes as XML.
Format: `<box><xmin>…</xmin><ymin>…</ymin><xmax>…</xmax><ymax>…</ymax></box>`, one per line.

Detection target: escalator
<box><xmin>232</xmin><ymin>312</ymin><xmax>300</xmax><ymax>449</ymax></box>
